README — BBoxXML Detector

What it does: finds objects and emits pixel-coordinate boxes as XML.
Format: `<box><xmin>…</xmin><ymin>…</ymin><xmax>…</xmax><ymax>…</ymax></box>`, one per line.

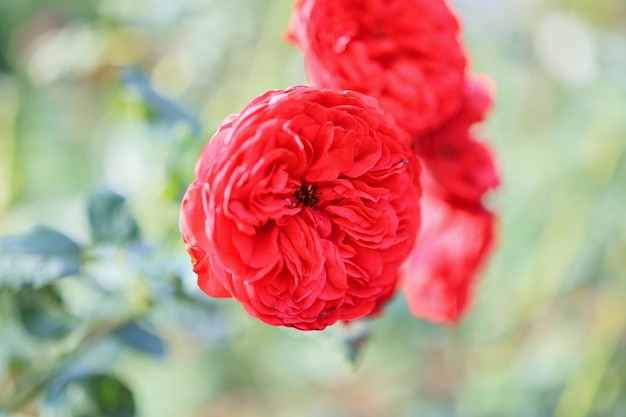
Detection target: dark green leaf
<box><xmin>114</xmin><ymin>321</ymin><xmax>166</xmax><ymax>358</ymax></box>
<box><xmin>87</xmin><ymin>190</ymin><xmax>140</xmax><ymax>245</ymax></box>
<box><xmin>42</xmin><ymin>374</ymin><xmax>135</xmax><ymax>417</ymax></box>
<box><xmin>16</xmin><ymin>287</ymin><xmax>75</xmax><ymax>339</ymax></box>
<box><xmin>0</xmin><ymin>226</ymin><xmax>81</xmax><ymax>289</ymax></box>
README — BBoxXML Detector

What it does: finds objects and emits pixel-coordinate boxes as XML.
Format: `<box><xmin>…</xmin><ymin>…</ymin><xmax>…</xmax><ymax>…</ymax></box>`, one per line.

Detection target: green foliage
<box><xmin>113</xmin><ymin>321</ymin><xmax>165</xmax><ymax>359</ymax></box>
<box><xmin>87</xmin><ymin>191</ymin><xmax>140</xmax><ymax>246</ymax></box>
<box><xmin>0</xmin><ymin>227</ymin><xmax>81</xmax><ymax>289</ymax></box>
<box><xmin>16</xmin><ymin>287</ymin><xmax>75</xmax><ymax>339</ymax></box>
<box><xmin>42</xmin><ymin>374</ymin><xmax>135</xmax><ymax>417</ymax></box>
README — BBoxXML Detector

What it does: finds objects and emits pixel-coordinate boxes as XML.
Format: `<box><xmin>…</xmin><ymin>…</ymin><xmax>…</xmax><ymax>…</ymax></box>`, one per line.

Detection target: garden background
<box><xmin>1</xmin><ymin>0</ymin><xmax>625</xmax><ymax>416</ymax></box>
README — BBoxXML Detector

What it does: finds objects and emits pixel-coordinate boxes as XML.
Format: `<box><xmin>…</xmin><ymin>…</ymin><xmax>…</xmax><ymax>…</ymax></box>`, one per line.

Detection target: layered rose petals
<box><xmin>180</xmin><ymin>85</ymin><xmax>421</xmax><ymax>330</ymax></box>
<box><xmin>288</xmin><ymin>0</ymin><xmax>466</xmax><ymax>136</ymax></box>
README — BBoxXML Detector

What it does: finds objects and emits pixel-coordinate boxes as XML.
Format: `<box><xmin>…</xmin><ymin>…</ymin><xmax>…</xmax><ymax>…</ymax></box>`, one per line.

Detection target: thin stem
<box><xmin>1</xmin><ymin>310</ymin><xmax>145</xmax><ymax>413</ymax></box>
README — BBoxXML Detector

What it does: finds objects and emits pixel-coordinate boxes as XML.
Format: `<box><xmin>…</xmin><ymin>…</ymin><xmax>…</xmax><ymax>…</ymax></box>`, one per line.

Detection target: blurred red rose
<box><xmin>401</xmin><ymin>193</ymin><xmax>495</xmax><ymax>323</ymax></box>
<box><xmin>180</xmin><ymin>85</ymin><xmax>421</xmax><ymax>330</ymax></box>
<box><xmin>415</xmin><ymin>78</ymin><xmax>500</xmax><ymax>203</ymax></box>
<box><xmin>287</xmin><ymin>0</ymin><xmax>466</xmax><ymax>136</ymax></box>
<box><xmin>403</xmin><ymin>78</ymin><xmax>500</xmax><ymax>324</ymax></box>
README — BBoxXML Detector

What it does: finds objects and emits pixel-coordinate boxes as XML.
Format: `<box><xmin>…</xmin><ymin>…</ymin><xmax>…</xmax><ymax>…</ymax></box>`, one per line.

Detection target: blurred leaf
<box><xmin>42</xmin><ymin>374</ymin><xmax>135</xmax><ymax>417</ymax></box>
<box><xmin>163</xmin><ymin>295</ymin><xmax>234</xmax><ymax>346</ymax></box>
<box><xmin>114</xmin><ymin>320</ymin><xmax>166</xmax><ymax>358</ymax></box>
<box><xmin>0</xmin><ymin>226</ymin><xmax>81</xmax><ymax>289</ymax></box>
<box><xmin>340</xmin><ymin>322</ymin><xmax>371</xmax><ymax>368</ymax></box>
<box><xmin>87</xmin><ymin>190</ymin><xmax>140</xmax><ymax>245</ymax></box>
<box><xmin>16</xmin><ymin>287</ymin><xmax>75</xmax><ymax>339</ymax></box>
<box><xmin>119</xmin><ymin>66</ymin><xmax>200</xmax><ymax>134</ymax></box>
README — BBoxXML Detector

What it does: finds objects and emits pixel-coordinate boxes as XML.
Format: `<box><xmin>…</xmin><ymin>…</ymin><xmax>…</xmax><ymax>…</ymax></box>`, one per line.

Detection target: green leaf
<box><xmin>0</xmin><ymin>226</ymin><xmax>81</xmax><ymax>289</ymax></box>
<box><xmin>16</xmin><ymin>287</ymin><xmax>75</xmax><ymax>339</ymax></box>
<box><xmin>87</xmin><ymin>190</ymin><xmax>140</xmax><ymax>245</ymax></box>
<box><xmin>42</xmin><ymin>374</ymin><xmax>136</xmax><ymax>417</ymax></box>
<box><xmin>119</xmin><ymin>66</ymin><xmax>201</xmax><ymax>134</ymax></box>
<box><xmin>114</xmin><ymin>321</ymin><xmax>166</xmax><ymax>358</ymax></box>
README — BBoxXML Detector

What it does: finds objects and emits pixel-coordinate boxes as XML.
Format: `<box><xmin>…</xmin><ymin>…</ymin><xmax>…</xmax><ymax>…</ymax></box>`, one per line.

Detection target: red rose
<box><xmin>288</xmin><ymin>0</ymin><xmax>466</xmax><ymax>136</ymax></box>
<box><xmin>401</xmin><ymin>192</ymin><xmax>495</xmax><ymax>323</ymax></box>
<box><xmin>180</xmin><ymin>85</ymin><xmax>421</xmax><ymax>330</ymax></box>
<box><xmin>403</xmin><ymin>78</ymin><xmax>499</xmax><ymax>323</ymax></box>
<box><xmin>415</xmin><ymin>78</ymin><xmax>500</xmax><ymax>203</ymax></box>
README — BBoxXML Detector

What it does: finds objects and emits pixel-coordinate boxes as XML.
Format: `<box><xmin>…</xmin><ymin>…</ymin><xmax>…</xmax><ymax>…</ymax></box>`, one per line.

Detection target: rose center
<box><xmin>373</xmin><ymin>22</ymin><xmax>387</xmax><ymax>39</ymax></box>
<box><xmin>294</xmin><ymin>183</ymin><xmax>319</xmax><ymax>207</ymax></box>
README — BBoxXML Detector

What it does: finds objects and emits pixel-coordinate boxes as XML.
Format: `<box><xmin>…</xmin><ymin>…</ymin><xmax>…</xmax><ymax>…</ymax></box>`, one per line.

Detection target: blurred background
<box><xmin>0</xmin><ymin>0</ymin><xmax>625</xmax><ymax>416</ymax></box>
